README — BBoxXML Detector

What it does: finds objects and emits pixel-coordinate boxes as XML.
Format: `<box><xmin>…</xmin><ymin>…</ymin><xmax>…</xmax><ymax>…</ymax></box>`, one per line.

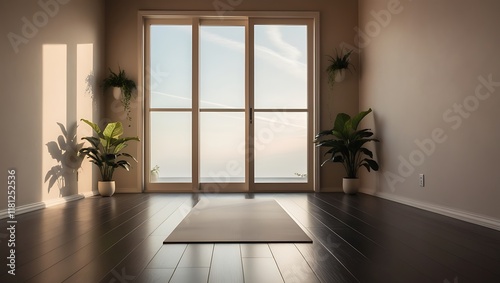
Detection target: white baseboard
<box><xmin>364</xmin><ymin>190</ymin><xmax>500</xmax><ymax>231</ymax></box>
<box><xmin>0</xmin><ymin>191</ymin><xmax>97</xmax><ymax>219</ymax></box>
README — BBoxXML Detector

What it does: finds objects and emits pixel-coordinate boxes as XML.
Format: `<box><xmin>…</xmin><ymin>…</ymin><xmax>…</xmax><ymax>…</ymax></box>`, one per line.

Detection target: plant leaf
<box><xmin>103</xmin><ymin>122</ymin><xmax>123</xmax><ymax>139</ymax></box>
<box><xmin>349</xmin><ymin>108</ymin><xmax>372</xmax><ymax>131</ymax></box>
<box><xmin>362</xmin><ymin>159</ymin><xmax>379</xmax><ymax>171</ymax></box>
<box><xmin>81</xmin><ymin>136</ymin><xmax>100</xmax><ymax>148</ymax></box>
<box><xmin>333</xmin><ymin>113</ymin><xmax>351</xmax><ymax>133</ymax></box>
<box><xmin>81</xmin><ymin>119</ymin><xmax>101</xmax><ymax>134</ymax></box>
<box><xmin>120</xmin><ymin>152</ymin><xmax>138</xmax><ymax>163</ymax></box>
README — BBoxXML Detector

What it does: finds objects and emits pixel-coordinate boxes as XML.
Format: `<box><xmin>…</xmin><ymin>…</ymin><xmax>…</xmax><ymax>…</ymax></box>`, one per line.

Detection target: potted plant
<box><xmin>315</xmin><ymin>108</ymin><xmax>379</xmax><ymax>194</ymax></box>
<box><xmin>150</xmin><ymin>165</ymin><xmax>160</xmax><ymax>182</ymax></box>
<box><xmin>102</xmin><ymin>67</ymin><xmax>137</xmax><ymax>123</ymax></box>
<box><xmin>326</xmin><ymin>48</ymin><xmax>354</xmax><ymax>86</ymax></box>
<box><xmin>79</xmin><ymin>119</ymin><xmax>140</xmax><ymax>196</ymax></box>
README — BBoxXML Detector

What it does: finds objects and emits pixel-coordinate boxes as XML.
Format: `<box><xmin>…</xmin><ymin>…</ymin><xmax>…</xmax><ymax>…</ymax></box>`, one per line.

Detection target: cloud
<box><xmin>266</xmin><ymin>26</ymin><xmax>301</xmax><ymax>60</ymax></box>
<box><xmin>200</xmin><ymin>28</ymin><xmax>245</xmax><ymax>52</ymax></box>
<box><xmin>255</xmin><ymin>26</ymin><xmax>306</xmax><ymax>79</ymax></box>
<box><xmin>201</xmin><ymin>26</ymin><xmax>307</xmax><ymax>79</ymax></box>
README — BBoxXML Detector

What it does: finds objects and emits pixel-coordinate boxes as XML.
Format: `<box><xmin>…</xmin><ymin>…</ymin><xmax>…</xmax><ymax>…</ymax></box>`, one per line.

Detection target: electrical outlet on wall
<box><xmin>419</xmin><ymin>174</ymin><xmax>425</xmax><ymax>187</ymax></box>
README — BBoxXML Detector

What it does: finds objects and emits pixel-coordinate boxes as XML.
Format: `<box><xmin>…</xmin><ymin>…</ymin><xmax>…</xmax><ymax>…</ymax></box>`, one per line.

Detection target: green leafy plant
<box><xmin>79</xmin><ymin>119</ymin><xmax>140</xmax><ymax>181</ymax></box>
<box><xmin>102</xmin><ymin>67</ymin><xmax>137</xmax><ymax>122</ymax></box>
<box><xmin>326</xmin><ymin>48</ymin><xmax>354</xmax><ymax>87</ymax></box>
<box><xmin>151</xmin><ymin>165</ymin><xmax>160</xmax><ymax>174</ymax></box>
<box><xmin>315</xmin><ymin>108</ymin><xmax>379</xmax><ymax>178</ymax></box>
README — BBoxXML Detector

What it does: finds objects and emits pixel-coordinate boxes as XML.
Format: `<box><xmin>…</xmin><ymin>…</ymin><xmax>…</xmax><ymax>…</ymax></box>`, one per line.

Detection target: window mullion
<box><xmin>192</xmin><ymin>17</ymin><xmax>200</xmax><ymax>191</ymax></box>
<box><xmin>247</xmin><ymin>18</ymin><xmax>254</xmax><ymax>192</ymax></box>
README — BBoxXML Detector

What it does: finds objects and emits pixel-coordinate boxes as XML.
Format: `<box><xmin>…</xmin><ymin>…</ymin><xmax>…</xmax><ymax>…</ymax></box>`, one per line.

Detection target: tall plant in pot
<box><xmin>315</xmin><ymin>108</ymin><xmax>379</xmax><ymax>194</ymax></box>
<box><xmin>79</xmin><ymin>119</ymin><xmax>140</xmax><ymax>196</ymax></box>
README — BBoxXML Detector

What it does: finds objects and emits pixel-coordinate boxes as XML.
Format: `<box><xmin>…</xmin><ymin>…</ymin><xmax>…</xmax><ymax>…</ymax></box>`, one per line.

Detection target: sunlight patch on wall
<box><xmin>42</xmin><ymin>44</ymin><xmax>67</xmax><ymax>201</ymax></box>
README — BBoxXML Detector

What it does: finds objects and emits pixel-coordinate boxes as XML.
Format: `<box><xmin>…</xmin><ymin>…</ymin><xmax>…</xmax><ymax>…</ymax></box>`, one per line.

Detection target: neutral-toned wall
<box><xmin>359</xmin><ymin>0</ymin><xmax>500</xmax><ymax>222</ymax></box>
<box><xmin>0</xmin><ymin>0</ymin><xmax>105</xmax><ymax>211</ymax></box>
<box><xmin>104</xmin><ymin>0</ymin><xmax>359</xmax><ymax>192</ymax></box>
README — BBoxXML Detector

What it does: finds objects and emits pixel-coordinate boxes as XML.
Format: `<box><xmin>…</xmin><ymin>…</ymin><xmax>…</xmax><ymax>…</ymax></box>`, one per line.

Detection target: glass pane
<box><xmin>200</xmin><ymin>26</ymin><xmax>245</xmax><ymax>109</ymax></box>
<box><xmin>200</xmin><ymin>112</ymin><xmax>245</xmax><ymax>182</ymax></box>
<box><xmin>150</xmin><ymin>25</ymin><xmax>192</xmax><ymax>108</ymax></box>
<box><xmin>254</xmin><ymin>112</ymin><xmax>307</xmax><ymax>183</ymax></box>
<box><xmin>254</xmin><ymin>25</ymin><xmax>308</xmax><ymax>109</ymax></box>
<box><xmin>150</xmin><ymin>112</ymin><xmax>192</xmax><ymax>182</ymax></box>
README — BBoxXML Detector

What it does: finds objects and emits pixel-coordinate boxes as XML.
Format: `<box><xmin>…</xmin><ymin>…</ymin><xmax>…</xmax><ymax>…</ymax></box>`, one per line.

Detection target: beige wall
<box><xmin>3</xmin><ymin>0</ymin><xmax>498</xmax><ymax>226</ymax></box>
<box><xmin>0</xmin><ymin>0</ymin><xmax>105</xmax><ymax>210</ymax></box>
<box><xmin>359</xmin><ymin>0</ymin><xmax>500</xmax><ymax>221</ymax></box>
<box><xmin>104</xmin><ymin>0</ymin><xmax>360</xmax><ymax>192</ymax></box>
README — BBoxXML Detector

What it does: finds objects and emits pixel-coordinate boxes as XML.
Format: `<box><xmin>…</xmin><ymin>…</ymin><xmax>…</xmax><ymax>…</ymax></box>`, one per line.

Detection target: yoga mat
<box><xmin>164</xmin><ymin>199</ymin><xmax>312</xmax><ymax>243</ymax></box>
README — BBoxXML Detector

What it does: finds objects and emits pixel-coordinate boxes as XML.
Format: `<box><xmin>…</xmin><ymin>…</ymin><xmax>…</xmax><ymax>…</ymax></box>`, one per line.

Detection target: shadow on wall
<box><xmin>44</xmin><ymin>122</ymin><xmax>84</xmax><ymax>197</ymax></box>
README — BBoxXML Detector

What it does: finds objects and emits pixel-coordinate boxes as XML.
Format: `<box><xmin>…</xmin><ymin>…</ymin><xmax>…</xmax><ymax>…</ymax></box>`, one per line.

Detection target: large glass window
<box><xmin>144</xmin><ymin>14</ymin><xmax>317</xmax><ymax>192</ymax></box>
<box><xmin>254</xmin><ymin>25</ymin><xmax>308</xmax><ymax>109</ymax></box>
<box><xmin>148</xmin><ymin>23</ymin><xmax>193</xmax><ymax>186</ymax></box>
<box><xmin>253</xmin><ymin>24</ymin><xmax>309</xmax><ymax>184</ymax></box>
<box><xmin>150</xmin><ymin>25</ymin><xmax>192</xmax><ymax>108</ymax></box>
<box><xmin>200</xmin><ymin>25</ymin><xmax>245</xmax><ymax>109</ymax></box>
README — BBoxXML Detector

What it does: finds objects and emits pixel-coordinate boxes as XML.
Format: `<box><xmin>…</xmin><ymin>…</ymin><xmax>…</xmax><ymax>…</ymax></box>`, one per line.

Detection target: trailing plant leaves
<box><xmin>102</xmin><ymin>67</ymin><xmax>136</xmax><ymax>92</ymax></box>
<box><xmin>102</xmin><ymin>68</ymin><xmax>137</xmax><ymax>123</ymax></box>
<box><xmin>326</xmin><ymin>48</ymin><xmax>354</xmax><ymax>87</ymax></box>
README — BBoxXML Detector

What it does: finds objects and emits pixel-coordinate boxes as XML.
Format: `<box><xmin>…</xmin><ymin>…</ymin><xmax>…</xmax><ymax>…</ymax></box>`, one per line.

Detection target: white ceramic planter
<box><xmin>150</xmin><ymin>171</ymin><xmax>159</xmax><ymax>182</ymax></box>
<box><xmin>112</xmin><ymin>87</ymin><xmax>122</xmax><ymax>100</ymax></box>
<box><xmin>98</xmin><ymin>181</ymin><xmax>115</xmax><ymax>197</ymax></box>
<box><xmin>334</xmin><ymin>69</ymin><xmax>346</xmax><ymax>83</ymax></box>
<box><xmin>342</xmin><ymin>178</ymin><xmax>359</xmax><ymax>194</ymax></box>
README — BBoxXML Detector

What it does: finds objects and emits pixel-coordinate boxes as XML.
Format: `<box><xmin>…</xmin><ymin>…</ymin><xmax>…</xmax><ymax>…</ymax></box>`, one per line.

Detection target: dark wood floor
<box><xmin>1</xmin><ymin>193</ymin><xmax>499</xmax><ymax>283</ymax></box>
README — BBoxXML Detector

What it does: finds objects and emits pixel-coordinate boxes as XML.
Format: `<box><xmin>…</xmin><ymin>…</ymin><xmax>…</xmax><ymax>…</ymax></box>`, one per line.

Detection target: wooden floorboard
<box><xmin>269</xmin><ymin>244</ymin><xmax>320</xmax><ymax>283</ymax></box>
<box><xmin>1</xmin><ymin>192</ymin><xmax>499</xmax><ymax>283</ymax></box>
<box><xmin>287</xmin><ymin>195</ymin><xmax>412</xmax><ymax>282</ymax></box>
<box><xmin>309</xmin><ymin>194</ymin><xmax>468</xmax><ymax>280</ymax></box>
<box><xmin>301</xmin><ymin>194</ymin><xmax>447</xmax><ymax>282</ymax></box>
<box><xmin>242</xmin><ymin>257</ymin><xmax>284</xmax><ymax>283</ymax></box>
<box><xmin>23</xmin><ymin>196</ymin><xmax>176</xmax><ymax>283</ymax></box>
<box><xmin>312</xmin><ymin>194</ymin><xmax>499</xmax><ymax>282</ymax></box>
<box><xmin>14</xmin><ymin>194</ymin><xmax>153</xmax><ymax>266</ymax></box>
<box><xmin>208</xmin><ymin>244</ymin><xmax>244</xmax><ymax>283</ymax></box>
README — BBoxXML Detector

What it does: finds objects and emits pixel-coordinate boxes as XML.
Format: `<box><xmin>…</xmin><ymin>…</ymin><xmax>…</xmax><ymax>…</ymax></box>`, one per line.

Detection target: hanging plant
<box><xmin>326</xmin><ymin>49</ymin><xmax>355</xmax><ymax>87</ymax></box>
<box><xmin>102</xmin><ymin>67</ymin><xmax>137</xmax><ymax>123</ymax></box>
